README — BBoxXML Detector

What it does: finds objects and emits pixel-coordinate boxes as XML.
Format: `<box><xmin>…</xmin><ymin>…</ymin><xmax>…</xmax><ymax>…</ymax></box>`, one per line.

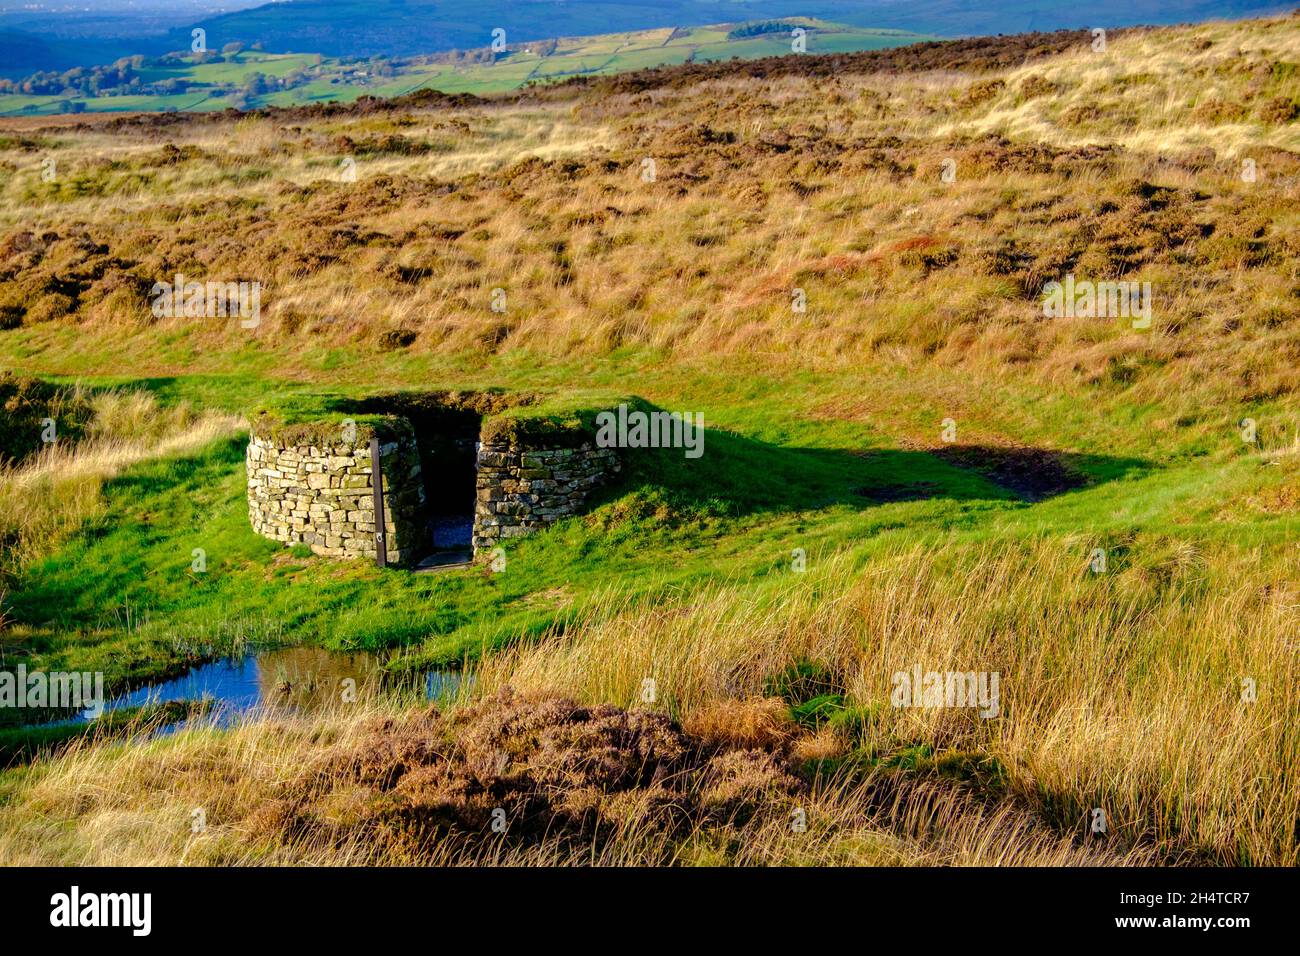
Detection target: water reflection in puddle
<box><xmin>103</xmin><ymin>647</ymin><xmax>466</xmax><ymax>729</ymax></box>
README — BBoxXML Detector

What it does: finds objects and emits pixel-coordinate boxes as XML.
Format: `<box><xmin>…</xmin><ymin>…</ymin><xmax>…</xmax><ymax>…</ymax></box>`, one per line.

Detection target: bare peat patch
<box><xmin>931</xmin><ymin>444</ymin><xmax>1088</xmax><ymax>501</ymax></box>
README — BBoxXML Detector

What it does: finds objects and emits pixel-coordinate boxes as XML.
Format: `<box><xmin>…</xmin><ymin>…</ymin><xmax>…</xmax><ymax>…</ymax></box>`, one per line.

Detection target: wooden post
<box><xmin>370</xmin><ymin>436</ymin><xmax>387</xmax><ymax>568</ymax></box>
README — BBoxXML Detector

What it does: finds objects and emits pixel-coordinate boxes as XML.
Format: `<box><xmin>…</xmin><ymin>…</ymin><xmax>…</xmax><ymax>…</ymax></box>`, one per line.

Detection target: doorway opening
<box><xmin>344</xmin><ymin>390</ymin><xmax>531</xmax><ymax>569</ymax></box>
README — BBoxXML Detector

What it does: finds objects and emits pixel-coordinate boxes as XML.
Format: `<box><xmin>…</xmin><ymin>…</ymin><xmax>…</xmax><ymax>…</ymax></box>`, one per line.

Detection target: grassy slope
<box><xmin>1</xmin><ymin>15</ymin><xmax>1296</xmax><ymax>679</ymax></box>
<box><xmin>7</xmin><ymin>355</ymin><xmax>1292</xmax><ymax>682</ymax></box>
<box><xmin>0</xmin><ymin>15</ymin><xmax>1297</xmax><ymax>865</ymax></box>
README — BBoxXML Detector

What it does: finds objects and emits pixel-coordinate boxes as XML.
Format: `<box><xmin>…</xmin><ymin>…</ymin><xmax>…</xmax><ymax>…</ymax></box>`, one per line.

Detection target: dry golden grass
<box><xmin>1</xmin><ymin>14</ymin><xmax>1296</xmax><ymax>432</ymax></box>
<box><xmin>0</xmin><ymin>692</ymin><xmax>1151</xmax><ymax>867</ymax></box>
<box><xmin>0</xmin><ymin>15</ymin><xmax>1295</xmax><ymax>869</ymax></box>
<box><xmin>944</xmin><ymin>19</ymin><xmax>1300</xmax><ymax>155</ymax></box>
<box><xmin>0</xmin><ymin>389</ymin><xmax>243</xmax><ymax>572</ymax></box>
<box><xmin>473</xmin><ymin>542</ymin><xmax>1300</xmax><ymax>865</ymax></box>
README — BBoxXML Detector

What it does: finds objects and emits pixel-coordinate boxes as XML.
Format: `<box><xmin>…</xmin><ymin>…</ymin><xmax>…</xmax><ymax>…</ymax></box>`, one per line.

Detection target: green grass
<box><xmin>0</xmin><ymin>13</ymin><xmax>1295</xmax><ymax>868</ymax></box>
<box><xmin>0</xmin><ymin>701</ymin><xmax>203</xmax><ymax>765</ymax></box>
<box><xmin>4</xmin><ymin>351</ymin><xmax>1291</xmax><ymax>697</ymax></box>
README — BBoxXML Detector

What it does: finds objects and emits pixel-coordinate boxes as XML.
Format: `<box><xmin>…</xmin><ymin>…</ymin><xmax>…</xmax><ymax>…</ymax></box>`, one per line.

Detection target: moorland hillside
<box><xmin>0</xmin><ymin>14</ymin><xmax>1296</xmax><ymax>867</ymax></box>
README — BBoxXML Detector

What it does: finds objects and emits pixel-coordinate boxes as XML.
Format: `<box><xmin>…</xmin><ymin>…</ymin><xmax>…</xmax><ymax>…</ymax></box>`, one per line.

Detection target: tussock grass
<box><xmin>0</xmin><ymin>388</ymin><xmax>242</xmax><ymax>573</ymax></box>
<box><xmin>945</xmin><ymin>19</ymin><xmax>1300</xmax><ymax>156</ymax></box>
<box><xmin>474</xmin><ymin>542</ymin><xmax>1300</xmax><ymax>865</ymax></box>
<box><xmin>0</xmin><ymin>15</ymin><xmax>1296</xmax><ymax>867</ymax></box>
<box><xmin>1</xmin><ymin>16</ymin><xmax>1296</xmax><ymax>433</ymax></box>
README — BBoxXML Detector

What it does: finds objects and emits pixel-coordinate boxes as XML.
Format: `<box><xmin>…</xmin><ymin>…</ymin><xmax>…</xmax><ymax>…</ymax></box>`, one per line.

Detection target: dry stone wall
<box><xmin>246</xmin><ymin>430</ymin><xmax>425</xmax><ymax>563</ymax></box>
<box><xmin>472</xmin><ymin>441</ymin><xmax>620</xmax><ymax>553</ymax></box>
<box><xmin>247</xmin><ymin>414</ymin><xmax>621</xmax><ymax>563</ymax></box>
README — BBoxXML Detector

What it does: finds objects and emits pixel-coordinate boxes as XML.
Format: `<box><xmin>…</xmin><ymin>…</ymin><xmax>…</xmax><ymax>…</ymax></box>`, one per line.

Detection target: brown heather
<box><xmin>0</xmin><ymin>691</ymin><xmax>1152</xmax><ymax>866</ymax></box>
<box><xmin>0</xmin><ymin>15</ymin><xmax>1295</xmax><ymax>409</ymax></box>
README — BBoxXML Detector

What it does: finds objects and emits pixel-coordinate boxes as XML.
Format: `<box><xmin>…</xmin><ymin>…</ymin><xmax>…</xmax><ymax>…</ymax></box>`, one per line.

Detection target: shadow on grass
<box><xmin>7</xmin><ymin>435</ymin><xmax>253</xmax><ymax>630</ymax></box>
<box><xmin>3</xmin><ymin>397</ymin><xmax>1150</xmax><ymax>651</ymax></box>
<box><xmin>601</xmin><ymin>402</ymin><xmax>1149</xmax><ymax>518</ymax></box>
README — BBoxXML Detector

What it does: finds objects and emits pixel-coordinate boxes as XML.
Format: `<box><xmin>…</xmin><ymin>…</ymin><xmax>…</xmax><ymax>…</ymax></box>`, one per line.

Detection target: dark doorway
<box><xmin>418</xmin><ymin>417</ymin><xmax>479</xmax><ymax>553</ymax></box>
<box><xmin>345</xmin><ymin>392</ymin><xmax>482</xmax><ymax>565</ymax></box>
<box><xmin>338</xmin><ymin>390</ymin><xmax>535</xmax><ymax>569</ymax></box>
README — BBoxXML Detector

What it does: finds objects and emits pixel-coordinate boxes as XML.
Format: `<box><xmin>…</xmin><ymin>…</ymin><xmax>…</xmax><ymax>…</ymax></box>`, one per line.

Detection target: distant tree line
<box><xmin>436</xmin><ymin>49</ymin><xmax>498</xmax><ymax>65</ymax></box>
<box><xmin>726</xmin><ymin>21</ymin><xmax>802</xmax><ymax>41</ymax></box>
<box><xmin>0</xmin><ymin>47</ymin><xmax>321</xmax><ymax>100</ymax></box>
<box><xmin>0</xmin><ymin>57</ymin><xmax>150</xmax><ymax>97</ymax></box>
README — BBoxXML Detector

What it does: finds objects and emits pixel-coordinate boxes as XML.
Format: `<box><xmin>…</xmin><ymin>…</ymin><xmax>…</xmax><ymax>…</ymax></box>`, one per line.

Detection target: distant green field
<box><xmin>0</xmin><ymin>20</ymin><xmax>930</xmax><ymax>117</ymax></box>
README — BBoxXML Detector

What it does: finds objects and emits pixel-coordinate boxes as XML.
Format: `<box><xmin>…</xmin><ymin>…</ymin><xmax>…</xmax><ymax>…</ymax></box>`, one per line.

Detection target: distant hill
<box><xmin>0</xmin><ymin>29</ymin><xmax>140</xmax><ymax>76</ymax></box>
<box><xmin>154</xmin><ymin>0</ymin><xmax>1298</xmax><ymax>57</ymax></box>
<box><xmin>155</xmin><ymin>1</ymin><xmax>916</xmax><ymax>59</ymax></box>
<box><xmin>1</xmin><ymin>0</ymin><xmax>1292</xmax><ymax>75</ymax></box>
<box><xmin>0</xmin><ymin>21</ymin><xmax>934</xmax><ymax>116</ymax></box>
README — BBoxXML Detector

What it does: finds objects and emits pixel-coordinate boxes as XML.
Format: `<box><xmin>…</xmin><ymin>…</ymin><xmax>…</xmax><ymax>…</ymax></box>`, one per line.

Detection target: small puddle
<box><xmin>92</xmin><ymin>647</ymin><xmax>466</xmax><ymax>729</ymax></box>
